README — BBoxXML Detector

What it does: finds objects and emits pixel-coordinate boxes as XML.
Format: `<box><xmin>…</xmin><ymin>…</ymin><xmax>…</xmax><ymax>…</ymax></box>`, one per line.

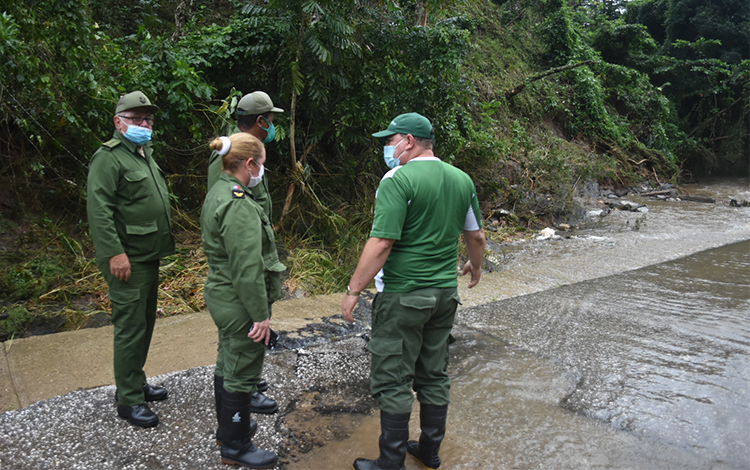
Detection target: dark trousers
<box><xmin>100</xmin><ymin>259</ymin><xmax>160</xmax><ymax>406</ymax></box>
<box><xmin>368</xmin><ymin>287</ymin><xmax>460</xmax><ymax>414</ymax></box>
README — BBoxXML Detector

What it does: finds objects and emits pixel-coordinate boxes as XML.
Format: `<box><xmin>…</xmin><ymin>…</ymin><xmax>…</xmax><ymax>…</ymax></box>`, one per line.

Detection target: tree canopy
<box><xmin>0</xmin><ymin>0</ymin><xmax>747</xmax><ymax>315</ymax></box>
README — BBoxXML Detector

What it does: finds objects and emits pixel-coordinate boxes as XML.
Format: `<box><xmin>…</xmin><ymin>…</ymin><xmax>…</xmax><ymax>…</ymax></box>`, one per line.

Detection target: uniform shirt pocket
<box><xmin>123</xmin><ymin>170</ymin><xmax>150</xmax><ymax>201</ymax></box>
<box><xmin>125</xmin><ymin>220</ymin><xmax>158</xmax><ymax>235</ymax></box>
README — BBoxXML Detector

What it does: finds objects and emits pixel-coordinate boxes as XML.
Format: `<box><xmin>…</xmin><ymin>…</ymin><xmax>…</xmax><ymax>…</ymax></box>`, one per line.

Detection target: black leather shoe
<box><xmin>117</xmin><ymin>404</ymin><xmax>159</xmax><ymax>428</ymax></box>
<box><xmin>250</xmin><ymin>392</ymin><xmax>278</xmax><ymax>414</ymax></box>
<box><xmin>115</xmin><ymin>384</ymin><xmax>168</xmax><ymax>403</ymax></box>
<box><xmin>143</xmin><ymin>384</ymin><xmax>168</xmax><ymax>402</ymax></box>
<box><xmin>255</xmin><ymin>379</ymin><xmax>268</xmax><ymax>393</ymax></box>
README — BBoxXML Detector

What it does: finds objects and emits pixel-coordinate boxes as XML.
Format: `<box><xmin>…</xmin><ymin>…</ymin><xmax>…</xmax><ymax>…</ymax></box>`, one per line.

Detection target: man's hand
<box><xmin>109</xmin><ymin>253</ymin><xmax>131</xmax><ymax>281</ymax></box>
<box><xmin>341</xmin><ymin>294</ymin><xmax>358</xmax><ymax>324</ymax></box>
<box><xmin>248</xmin><ymin>318</ymin><xmax>271</xmax><ymax>344</ymax></box>
<box><xmin>462</xmin><ymin>260</ymin><xmax>482</xmax><ymax>288</ymax></box>
<box><xmin>340</xmin><ymin>237</ymin><xmax>394</xmax><ymax>324</ymax></box>
<box><xmin>462</xmin><ymin>229</ymin><xmax>486</xmax><ymax>288</ymax></box>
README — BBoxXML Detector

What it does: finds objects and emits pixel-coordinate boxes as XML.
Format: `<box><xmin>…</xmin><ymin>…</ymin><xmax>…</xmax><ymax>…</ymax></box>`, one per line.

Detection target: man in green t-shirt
<box><xmin>342</xmin><ymin>112</ymin><xmax>486</xmax><ymax>470</ymax></box>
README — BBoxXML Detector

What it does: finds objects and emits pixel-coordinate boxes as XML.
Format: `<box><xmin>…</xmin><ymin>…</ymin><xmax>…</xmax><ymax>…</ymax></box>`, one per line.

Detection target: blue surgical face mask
<box><xmin>123</xmin><ymin>124</ymin><xmax>152</xmax><ymax>146</ymax></box>
<box><xmin>383</xmin><ymin>138</ymin><xmax>406</xmax><ymax>169</ymax></box>
<box><xmin>260</xmin><ymin>116</ymin><xmax>276</xmax><ymax>143</ymax></box>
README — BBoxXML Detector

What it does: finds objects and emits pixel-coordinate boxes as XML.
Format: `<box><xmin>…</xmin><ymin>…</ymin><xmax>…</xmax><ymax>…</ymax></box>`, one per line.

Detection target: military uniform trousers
<box><xmin>100</xmin><ymin>259</ymin><xmax>160</xmax><ymax>406</ymax></box>
<box><xmin>214</xmin><ymin>303</ymin><xmax>272</xmax><ymax>380</ymax></box>
<box><xmin>207</xmin><ymin>296</ymin><xmax>267</xmax><ymax>393</ymax></box>
<box><xmin>367</xmin><ymin>287</ymin><xmax>460</xmax><ymax>415</ymax></box>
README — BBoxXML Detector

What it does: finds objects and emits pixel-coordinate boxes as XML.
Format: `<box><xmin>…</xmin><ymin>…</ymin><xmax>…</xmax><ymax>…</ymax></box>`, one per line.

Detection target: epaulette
<box><xmin>102</xmin><ymin>139</ymin><xmax>121</xmax><ymax>149</ymax></box>
<box><xmin>231</xmin><ymin>184</ymin><xmax>245</xmax><ymax>199</ymax></box>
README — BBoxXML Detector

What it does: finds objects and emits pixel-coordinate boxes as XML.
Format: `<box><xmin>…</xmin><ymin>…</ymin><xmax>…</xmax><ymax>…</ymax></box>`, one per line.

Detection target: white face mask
<box><xmin>248</xmin><ymin>164</ymin><xmax>265</xmax><ymax>188</ymax></box>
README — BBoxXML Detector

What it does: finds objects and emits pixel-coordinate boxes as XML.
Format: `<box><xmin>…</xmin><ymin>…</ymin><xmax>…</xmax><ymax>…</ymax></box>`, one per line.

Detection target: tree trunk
<box><xmin>417</xmin><ymin>2</ymin><xmax>429</xmax><ymax>26</ymax></box>
<box><xmin>277</xmin><ymin>47</ymin><xmax>303</xmax><ymax>230</ymax></box>
<box><xmin>172</xmin><ymin>0</ymin><xmax>194</xmax><ymax>42</ymax></box>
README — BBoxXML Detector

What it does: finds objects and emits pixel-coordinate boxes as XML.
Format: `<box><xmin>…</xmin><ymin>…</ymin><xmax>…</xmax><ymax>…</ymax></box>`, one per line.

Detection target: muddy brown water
<box><xmin>289</xmin><ymin>178</ymin><xmax>750</xmax><ymax>469</ymax></box>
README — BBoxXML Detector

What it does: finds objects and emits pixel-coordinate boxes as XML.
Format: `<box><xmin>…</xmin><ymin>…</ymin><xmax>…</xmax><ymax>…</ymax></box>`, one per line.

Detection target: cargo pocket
<box><xmin>367</xmin><ymin>336</ymin><xmax>405</xmax><ymax>385</ymax></box>
<box><xmin>108</xmin><ymin>285</ymin><xmax>142</xmax><ymax>325</ymax></box>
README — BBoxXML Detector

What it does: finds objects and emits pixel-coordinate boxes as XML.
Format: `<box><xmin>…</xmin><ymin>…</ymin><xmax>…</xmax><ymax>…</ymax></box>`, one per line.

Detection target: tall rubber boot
<box><xmin>219</xmin><ymin>390</ymin><xmax>277</xmax><ymax>469</ymax></box>
<box><xmin>215</xmin><ymin>375</ymin><xmax>256</xmax><ymax>446</ymax></box>
<box><xmin>353</xmin><ymin>411</ymin><xmax>410</xmax><ymax>470</ymax></box>
<box><xmin>407</xmin><ymin>404</ymin><xmax>448</xmax><ymax>469</ymax></box>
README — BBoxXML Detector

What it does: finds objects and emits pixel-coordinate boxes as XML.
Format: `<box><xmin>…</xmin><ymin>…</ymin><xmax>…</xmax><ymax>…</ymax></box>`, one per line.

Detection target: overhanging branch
<box><xmin>505</xmin><ymin>60</ymin><xmax>595</xmax><ymax>100</ymax></box>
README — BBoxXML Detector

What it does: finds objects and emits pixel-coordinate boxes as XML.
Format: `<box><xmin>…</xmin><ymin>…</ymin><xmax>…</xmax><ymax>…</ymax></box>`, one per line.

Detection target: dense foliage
<box><xmin>0</xmin><ymin>0</ymin><xmax>747</xmax><ymax>337</ymax></box>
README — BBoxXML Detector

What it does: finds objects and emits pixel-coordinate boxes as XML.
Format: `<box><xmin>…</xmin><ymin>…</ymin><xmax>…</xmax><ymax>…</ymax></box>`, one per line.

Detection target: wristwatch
<box><xmin>346</xmin><ymin>285</ymin><xmax>361</xmax><ymax>296</ymax></box>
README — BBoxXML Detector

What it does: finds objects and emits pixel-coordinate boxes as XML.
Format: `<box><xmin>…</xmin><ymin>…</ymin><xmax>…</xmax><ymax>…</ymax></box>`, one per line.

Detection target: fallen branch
<box><xmin>505</xmin><ymin>60</ymin><xmax>595</xmax><ymax>99</ymax></box>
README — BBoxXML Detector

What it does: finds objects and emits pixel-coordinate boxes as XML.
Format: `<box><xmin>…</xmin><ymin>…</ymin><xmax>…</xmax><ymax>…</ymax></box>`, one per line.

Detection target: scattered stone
<box><xmin>536</xmin><ymin>228</ymin><xmax>557</xmax><ymax>240</ymax></box>
<box><xmin>606</xmin><ymin>200</ymin><xmax>647</xmax><ymax>212</ymax></box>
<box><xmin>82</xmin><ymin>312</ymin><xmax>112</xmax><ymax>329</ymax></box>
<box><xmin>26</xmin><ymin>313</ymin><xmax>66</xmax><ymax>336</ymax></box>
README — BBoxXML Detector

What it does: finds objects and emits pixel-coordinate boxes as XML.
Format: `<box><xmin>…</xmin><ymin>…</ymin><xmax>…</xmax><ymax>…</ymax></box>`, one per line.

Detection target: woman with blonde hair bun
<box><xmin>200</xmin><ymin>132</ymin><xmax>286</xmax><ymax>469</ymax></box>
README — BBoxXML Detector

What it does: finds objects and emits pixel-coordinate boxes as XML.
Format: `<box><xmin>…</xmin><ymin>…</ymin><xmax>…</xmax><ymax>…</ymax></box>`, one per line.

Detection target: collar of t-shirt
<box><xmin>406</xmin><ymin>156</ymin><xmax>440</xmax><ymax>163</ymax></box>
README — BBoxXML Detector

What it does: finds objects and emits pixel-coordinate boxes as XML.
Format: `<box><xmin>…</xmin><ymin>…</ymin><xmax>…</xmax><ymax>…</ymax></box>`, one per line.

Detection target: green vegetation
<box><xmin>0</xmin><ymin>0</ymin><xmax>747</xmax><ymax>339</ymax></box>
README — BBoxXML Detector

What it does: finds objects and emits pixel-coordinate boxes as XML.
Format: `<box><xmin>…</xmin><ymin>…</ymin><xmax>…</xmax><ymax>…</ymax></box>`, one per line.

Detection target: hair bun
<box><xmin>217</xmin><ymin>136</ymin><xmax>232</xmax><ymax>156</ymax></box>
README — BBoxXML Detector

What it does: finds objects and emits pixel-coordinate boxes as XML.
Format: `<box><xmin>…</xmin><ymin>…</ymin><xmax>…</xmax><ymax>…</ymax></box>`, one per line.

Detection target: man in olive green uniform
<box><xmin>206</xmin><ymin>91</ymin><xmax>284</xmax><ymax>424</ymax></box>
<box><xmin>87</xmin><ymin>91</ymin><xmax>175</xmax><ymax>428</ymax></box>
<box><xmin>207</xmin><ymin>91</ymin><xmax>282</xmax><ymax>213</ymax></box>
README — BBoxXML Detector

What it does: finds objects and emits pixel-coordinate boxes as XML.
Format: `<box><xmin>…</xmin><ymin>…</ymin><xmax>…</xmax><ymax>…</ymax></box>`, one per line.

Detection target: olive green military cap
<box><xmin>372</xmin><ymin>112</ymin><xmax>434</xmax><ymax>141</ymax></box>
<box><xmin>237</xmin><ymin>91</ymin><xmax>284</xmax><ymax>116</ymax></box>
<box><xmin>115</xmin><ymin>91</ymin><xmax>160</xmax><ymax>114</ymax></box>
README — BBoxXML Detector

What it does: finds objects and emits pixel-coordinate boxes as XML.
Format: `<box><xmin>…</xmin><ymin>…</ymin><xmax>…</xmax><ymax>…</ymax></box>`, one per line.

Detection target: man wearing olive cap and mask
<box><xmin>87</xmin><ymin>91</ymin><xmax>175</xmax><ymax>428</ymax></box>
<box><xmin>206</xmin><ymin>91</ymin><xmax>285</xmax><ymax>439</ymax></box>
<box><xmin>341</xmin><ymin>112</ymin><xmax>486</xmax><ymax>470</ymax></box>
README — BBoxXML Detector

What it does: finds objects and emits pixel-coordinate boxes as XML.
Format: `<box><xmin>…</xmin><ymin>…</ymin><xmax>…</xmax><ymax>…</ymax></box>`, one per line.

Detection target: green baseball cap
<box><xmin>372</xmin><ymin>112</ymin><xmax>434</xmax><ymax>140</ymax></box>
<box><xmin>237</xmin><ymin>91</ymin><xmax>284</xmax><ymax>115</ymax></box>
<box><xmin>115</xmin><ymin>91</ymin><xmax>159</xmax><ymax>114</ymax></box>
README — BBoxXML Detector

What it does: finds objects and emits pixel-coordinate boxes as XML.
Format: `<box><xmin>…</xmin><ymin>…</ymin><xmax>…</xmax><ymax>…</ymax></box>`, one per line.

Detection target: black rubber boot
<box><xmin>214</xmin><ymin>375</ymin><xmax>257</xmax><ymax>446</ymax></box>
<box><xmin>407</xmin><ymin>404</ymin><xmax>448</xmax><ymax>469</ymax></box>
<box><xmin>214</xmin><ymin>374</ymin><xmax>224</xmax><ymax>445</ymax></box>
<box><xmin>353</xmin><ymin>410</ymin><xmax>410</xmax><ymax>470</ymax></box>
<box><xmin>219</xmin><ymin>390</ymin><xmax>276</xmax><ymax>469</ymax></box>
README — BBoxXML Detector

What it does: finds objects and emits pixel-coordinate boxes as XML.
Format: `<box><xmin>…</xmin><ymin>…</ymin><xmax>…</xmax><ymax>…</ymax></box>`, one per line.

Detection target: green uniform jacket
<box><xmin>207</xmin><ymin>125</ymin><xmax>273</xmax><ymax>219</ymax></box>
<box><xmin>201</xmin><ymin>173</ymin><xmax>286</xmax><ymax>322</ymax></box>
<box><xmin>87</xmin><ymin>131</ymin><xmax>175</xmax><ymax>264</ymax></box>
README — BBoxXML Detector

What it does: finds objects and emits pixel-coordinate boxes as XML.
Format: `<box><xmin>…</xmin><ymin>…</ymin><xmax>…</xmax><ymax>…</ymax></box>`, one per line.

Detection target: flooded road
<box><xmin>455</xmin><ymin>240</ymin><xmax>750</xmax><ymax>469</ymax></box>
<box><xmin>289</xmin><ymin>179</ymin><xmax>750</xmax><ymax>470</ymax></box>
<box><xmin>2</xmin><ymin>179</ymin><xmax>747</xmax><ymax>470</ymax></box>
